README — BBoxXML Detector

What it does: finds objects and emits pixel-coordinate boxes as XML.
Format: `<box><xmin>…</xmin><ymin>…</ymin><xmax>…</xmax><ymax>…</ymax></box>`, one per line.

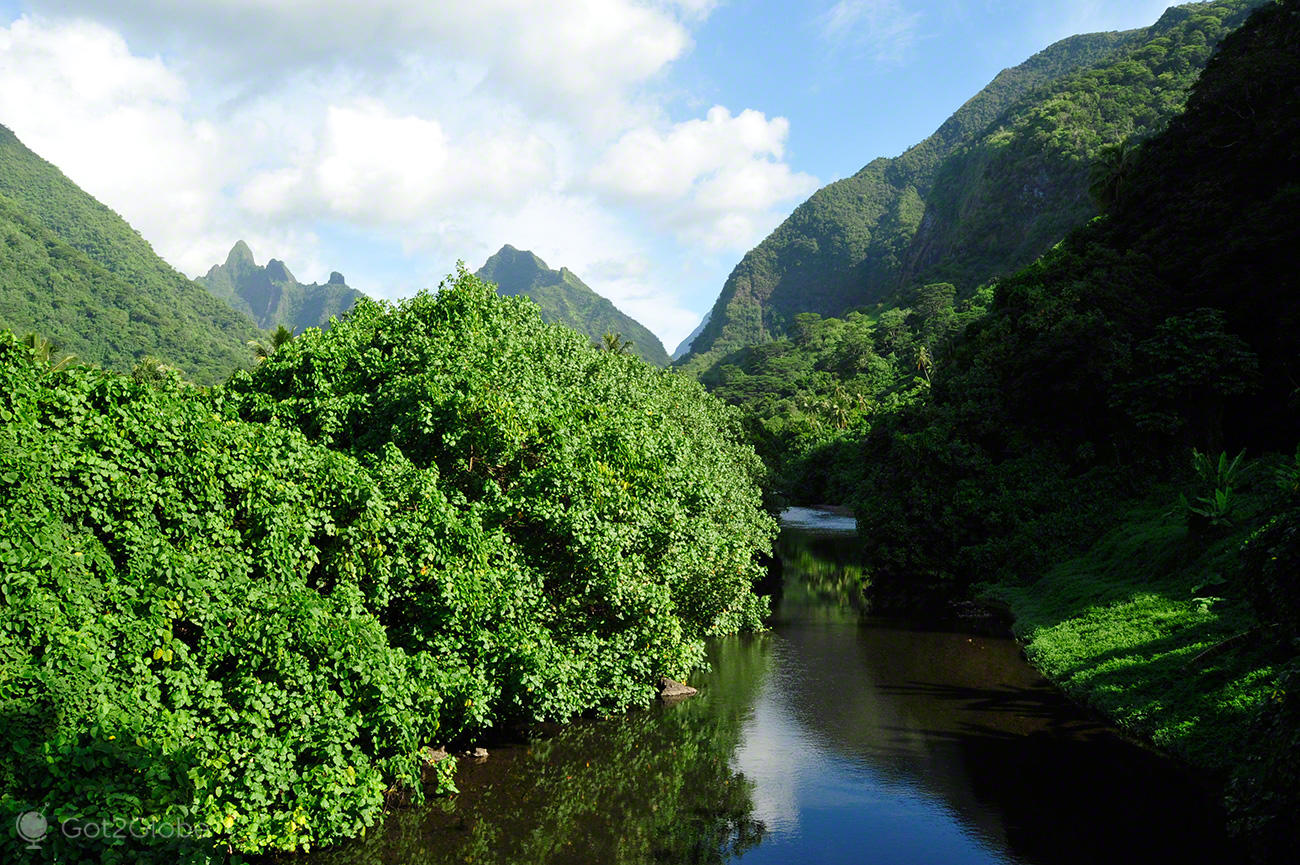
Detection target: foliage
<box><xmin>198</xmin><ymin>241</ymin><xmax>365</xmax><ymax>333</ymax></box>
<box><xmin>0</xmin><ymin>126</ymin><xmax>263</xmax><ymax>384</ymax></box>
<box><xmin>0</xmin><ymin>332</ymin><xmax>450</xmax><ymax>862</ymax></box>
<box><xmin>680</xmin><ymin>0</ymin><xmax>1263</xmax><ymax>372</ymax></box>
<box><xmin>700</xmin><ymin>285</ymin><xmax>989</xmax><ymax>506</ymax></box>
<box><xmin>834</xmin><ymin>2</ymin><xmax>1300</xmax><ymax>855</ymax></box>
<box><xmin>1180</xmin><ymin>449</ymin><xmax>1247</xmax><ymax>529</ymax></box>
<box><xmin>248</xmin><ymin>324</ymin><xmax>297</xmax><ymax>363</ymax></box>
<box><xmin>0</xmin><ymin>271</ymin><xmax>773</xmax><ymax>860</ymax></box>
<box><xmin>477</xmin><ymin>245</ymin><xmax>670</xmax><ymax>367</ymax></box>
<box><xmin>985</xmin><ymin>489</ymin><xmax>1280</xmax><ymax>771</ymax></box>
<box><xmin>851</xmin><ymin>0</ymin><xmax>1299</xmax><ymax>601</ymax></box>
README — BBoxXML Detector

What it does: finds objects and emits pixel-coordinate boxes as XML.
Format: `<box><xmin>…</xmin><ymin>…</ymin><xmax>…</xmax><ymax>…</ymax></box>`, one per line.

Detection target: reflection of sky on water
<box><xmin>778</xmin><ymin>507</ymin><xmax>858</xmax><ymax>534</ymax></box>
<box><xmin>731</xmin><ymin>631</ymin><xmax>1012</xmax><ymax>865</ymax></box>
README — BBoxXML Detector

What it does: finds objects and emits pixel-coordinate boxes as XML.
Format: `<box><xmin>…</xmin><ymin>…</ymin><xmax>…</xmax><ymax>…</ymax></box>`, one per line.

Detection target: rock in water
<box><xmin>659</xmin><ymin>677</ymin><xmax>698</xmax><ymax>699</ymax></box>
<box><xmin>419</xmin><ymin>746</ymin><xmax>449</xmax><ymax>765</ymax></box>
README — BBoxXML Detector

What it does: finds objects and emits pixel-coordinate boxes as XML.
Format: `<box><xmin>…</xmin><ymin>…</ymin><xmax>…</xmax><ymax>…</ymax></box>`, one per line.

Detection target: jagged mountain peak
<box><xmin>198</xmin><ymin>245</ymin><xmax>364</xmax><ymax>332</ymax></box>
<box><xmin>225</xmin><ymin>239</ymin><xmax>256</xmax><ymax>269</ymax></box>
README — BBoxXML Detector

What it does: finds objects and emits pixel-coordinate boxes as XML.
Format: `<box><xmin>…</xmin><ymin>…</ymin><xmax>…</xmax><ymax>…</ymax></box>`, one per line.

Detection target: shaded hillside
<box><xmin>681</xmin><ymin>0</ymin><xmax>1263</xmax><ymax>372</ymax></box>
<box><xmin>476</xmin><ymin>245</ymin><xmax>670</xmax><ymax>367</ymax></box>
<box><xmin>198</xmin><ymin>241</ymin><xmax>365</xmax><ymax>332</ymax></box>
<box><xmin>847</xmin><ymin>2</ymin><xmax>1300</xmax><ymax>850</ymax></box>
<box><xmin>0</xmin><ymin>124</ymin><xmax>261</xmax><ymax>383</ymax></box>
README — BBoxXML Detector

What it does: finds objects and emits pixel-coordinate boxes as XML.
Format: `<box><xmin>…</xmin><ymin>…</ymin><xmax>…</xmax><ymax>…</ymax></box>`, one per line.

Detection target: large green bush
<box><xmin>0</xmin><ymin>269</ymin><xmax>773</xmax><ymax>861</ymax></box>
<box><xmin>220</xmin><ymin>269</ymin><xmax>773</xmax><ymax>707</ymax></box>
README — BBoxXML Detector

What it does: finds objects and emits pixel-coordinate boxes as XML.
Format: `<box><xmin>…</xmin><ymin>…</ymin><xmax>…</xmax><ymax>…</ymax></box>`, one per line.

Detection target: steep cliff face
<box><xmin>476</xmin><ymin>245</ymin><xmax>670</xmax><ymax>367</ymax></box>
<box><xmin>679</xmin><ymin>0</ymin><xmax>1263</xmax><ymax>373</ymax></box>
<box><xmin>198</xmin><ymin>241</ymin><xmax>365</xmax><ymax>332</ymax></box>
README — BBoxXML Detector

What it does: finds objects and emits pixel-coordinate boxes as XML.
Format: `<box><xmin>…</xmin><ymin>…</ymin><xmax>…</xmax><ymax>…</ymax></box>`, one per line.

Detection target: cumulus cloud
<box><xmin>0</xmin><ymin>16</ymin><xmax>236</xmax><ymax>270</ymax></box>
<box><xmin>590</xmin><ymin>106</ymin><xmax>818</xmax><ymax>249</ymax></box>
<box><xmin>240</xmin><ymin>102</ymin><xmax>555</xmax><ymax>225</ymax></box>
<box><xmin>0</xmin><ymin>3</ymin><xmax>819</xmax><ymax>348</ymax></box>
<box><xmin>31</xmin><ymin>0</ymin><xmax>692</xmax><ymax>129</ymax></box>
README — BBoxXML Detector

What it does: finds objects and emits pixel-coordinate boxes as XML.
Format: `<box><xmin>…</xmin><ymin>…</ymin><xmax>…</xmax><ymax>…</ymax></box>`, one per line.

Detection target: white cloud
<box><xmin>0</xmin><ymin>17</ymin><xmax>236</xmax><ymax>270</ymax></box>
<box><xmin>590</xmin><ymin>106</ymin><xmax>818</xmax><ymax>249</ymax></box>
<box><xmin>240</xmin><ymin>102</ymin><xmax>555</xmax><ymax>225</ymax></box>
<box><xmin>33</xmin><ymin>0</ymin><xmax>693</xmax><ymax>130</ymax></box>
<box><xmin>0</xmin><ymin>5</ymin><xmax>815</xmax><ymax>349</ymax></box>
<box><xmin>818</xmin><ymin>0</ymin><xmax>922</xmax><ymax>63</ymax></box>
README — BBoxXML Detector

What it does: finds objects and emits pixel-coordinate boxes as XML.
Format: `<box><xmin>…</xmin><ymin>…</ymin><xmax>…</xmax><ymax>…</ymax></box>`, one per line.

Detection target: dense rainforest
<box><xmin>0</xmin><ymin>126</ymin><xmax>264</xmax><ymax>384</ymax></box>
<box><xmin>475</xmin><ymin>245</ymin><xmax>671</xmax><ymax>367</ymax></box>
<box><xmin>1</xmin><ymin>0</ymin><xmax>1298</xmax><ymax>861</ymax></box>
<box><xmin>700</xmin><ymin>0</ymin><xmax>1298</xmax><ymax>855</ymax></box>
<box><xmin>0</xmin><ymin>272</ymin><xmax>773</xmax><ymax>862</ymax></box>
<box><xmin>680</xmin><ymin>0</ymin><xmax>1264</xmax><ymax>373</ymax></box>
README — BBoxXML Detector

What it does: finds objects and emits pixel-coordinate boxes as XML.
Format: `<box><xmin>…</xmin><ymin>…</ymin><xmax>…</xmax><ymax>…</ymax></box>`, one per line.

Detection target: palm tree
<box><xmin>131</xmin><ymin>355</ymin><xmax>179</xmax><ymax>386</ymax></box>
<box><xmin>248</xmin><ymin>324</ymin><xmax>296</xmax><ymax>363</ymax></box>
<box><xmin>1089</xmin><ymin>138</ymin><xmax>1140</xmax><ymax>212</ymax></box>
<box><xmin>600</xmin><ymin>331</ymin><xmax>633</xmax><ymax>355</ymax></box>
<box><xmin>916</xmin><ymin>345</ymin><xmax>934</xmax><ymax>385</ymax></box>
<box><xmin>21</xmin><ymin>333</ymin><xmax>77</xmax><ymax>373</ymax></box>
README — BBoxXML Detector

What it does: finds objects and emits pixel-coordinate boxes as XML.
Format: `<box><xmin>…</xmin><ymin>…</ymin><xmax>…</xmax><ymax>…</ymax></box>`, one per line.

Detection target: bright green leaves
<box><xmin>0</xmin><ymin>268</ymin><xmax>773</xmax><ymax>860</ymax></box>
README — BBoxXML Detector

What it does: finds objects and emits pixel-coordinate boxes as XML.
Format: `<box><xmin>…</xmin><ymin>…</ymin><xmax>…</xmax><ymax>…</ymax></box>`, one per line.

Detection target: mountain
<box><xmin>680</xmin><ymin>0</ymin><xmax>1264</xmax><ymax>372</ymax></box>
<box><xmin>672</xmin><ymin>311</ymin><xmax>711</xmax><ymax>361</ymax></box>
<box><xmin>0</xmin><ymin>124</ymin><xmax>263</xmax><ymax>383</ymax></box>
<box><xmin>475</xmin><ymin>245</ymin><xmax>670</xmax><ymax>367</ymax></box>
<box><xmin>197</xmin><ymin>241</ymin><xmax>365</xmax><ymax>332</ymax></box>
<box><xmin>849</xmin><ymin>0</ymin><xmax>1299</xmax><ymax>844</ymax></box>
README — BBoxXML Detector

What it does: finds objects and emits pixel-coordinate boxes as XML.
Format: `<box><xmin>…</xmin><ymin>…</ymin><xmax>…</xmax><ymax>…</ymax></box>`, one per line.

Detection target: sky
<box><xmin>0</xmin><ymin>0</ymin><xmax>1177</xmax><ymax>351</ymax></box>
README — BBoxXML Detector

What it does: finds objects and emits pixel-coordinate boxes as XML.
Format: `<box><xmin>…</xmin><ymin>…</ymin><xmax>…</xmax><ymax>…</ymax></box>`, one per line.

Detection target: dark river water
<box><xmin>306</xmin><ymin>508</ymin><xmax>1234</xmax><ymax>865</ymax></box>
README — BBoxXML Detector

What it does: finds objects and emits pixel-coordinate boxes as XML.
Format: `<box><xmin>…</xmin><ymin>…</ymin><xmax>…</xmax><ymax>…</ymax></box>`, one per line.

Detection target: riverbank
<box><xmin>296</xmin><ymin>516</ymin><xmax>1236</xmax><ymax>865</ymax></box>
<box><xmin>973</xmin><ymin>473</ymin><xmax>1290</xmax><ymax>847</ymax></box>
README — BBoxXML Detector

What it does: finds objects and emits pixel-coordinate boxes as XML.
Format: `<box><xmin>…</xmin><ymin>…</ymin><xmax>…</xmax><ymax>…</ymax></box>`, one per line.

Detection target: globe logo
<box><xmin>15</xmin><ymin>811</ymin><xmax>48</xmax><ymax>850</ymax></box>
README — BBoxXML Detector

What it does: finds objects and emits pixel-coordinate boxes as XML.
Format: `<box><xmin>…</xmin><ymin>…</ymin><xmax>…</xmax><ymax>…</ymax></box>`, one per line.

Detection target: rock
<box><xmin>659</xmin><ymin>677</ymin><xmax>698</xmax><ymax>699</ymax></box>
<box><xmin>419</xmin><ymin>746</ymin><xmax>449</xmax><ymax>765</ymax></box>
<box><xmin>328</xmin><ymin>271</ymin><xmax>346</xmax><ymax>285</ymax></box>
<box><xmin>466</xmin><ymin>747</ymin><xmax>488</xmax><ymax>759</ymax></box>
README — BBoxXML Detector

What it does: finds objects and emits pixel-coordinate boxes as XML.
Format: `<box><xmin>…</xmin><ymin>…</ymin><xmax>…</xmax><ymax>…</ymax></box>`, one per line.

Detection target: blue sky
<box><xmin>0</xmin><ymin>1</ymin><xmax>1175</xmax><ymax>349</ymax></box>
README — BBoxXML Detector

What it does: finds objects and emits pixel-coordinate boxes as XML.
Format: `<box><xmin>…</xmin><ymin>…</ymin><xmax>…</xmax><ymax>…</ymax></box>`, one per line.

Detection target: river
<box><xmin>306</xmin><ymin>508</ymin><xmax>1233</xmax><ymax>865</ymax></box>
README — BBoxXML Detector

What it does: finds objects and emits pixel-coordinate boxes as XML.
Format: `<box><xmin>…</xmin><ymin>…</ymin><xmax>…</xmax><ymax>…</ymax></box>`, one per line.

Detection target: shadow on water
<box><xmin>300</xmin><ymin>511</ymin><xmax>1238</xmax><ymax>865</ymax></box>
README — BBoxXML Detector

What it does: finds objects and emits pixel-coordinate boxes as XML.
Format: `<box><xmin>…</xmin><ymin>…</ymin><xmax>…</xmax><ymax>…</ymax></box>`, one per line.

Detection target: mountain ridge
<box><xmin>679</xmin><ymin>0</ymin><xmax>1264</xmax><ymax>372</ymax></box>
<box><xmin>475</xmin><ymin>245</ymin><xmax>670</xmax><ymax>367</ymax></box>
<box><xmin>198</xmin><ymin>241</ymin><xmax>365</xmax><ymax>333</ymax></box>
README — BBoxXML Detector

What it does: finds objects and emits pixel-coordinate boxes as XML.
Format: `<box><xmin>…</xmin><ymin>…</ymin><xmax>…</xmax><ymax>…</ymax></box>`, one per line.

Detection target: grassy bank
<box><xmin>982</xmin><ymin>463</ymin><xmax>1284</xmax><ymax>774</ymax></box>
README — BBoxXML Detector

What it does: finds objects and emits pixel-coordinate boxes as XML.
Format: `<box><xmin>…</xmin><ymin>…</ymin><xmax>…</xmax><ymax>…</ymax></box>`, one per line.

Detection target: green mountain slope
<box><xmin>0</xmin><ymin>124</ymin><xmax>262</xmax><ymax>383</ymax></box>
<box><xmin>475</xmin><ymin>245</ymin><xmax>670</xmax><ymax>367</ymax></box>
<box><xmin>681</xmin><ymin>0</ymin><xmax>1263</xmax><ymax>372</ymax></box>
<box><xmin>197</xmin><ymin>240</ymin><xmax>365</xmax><ymax>332</ymax></box>
<box><xmin>847</xmin><ymin>0</ymin><xmax>1299</xmax><ymax>845</ymax></box>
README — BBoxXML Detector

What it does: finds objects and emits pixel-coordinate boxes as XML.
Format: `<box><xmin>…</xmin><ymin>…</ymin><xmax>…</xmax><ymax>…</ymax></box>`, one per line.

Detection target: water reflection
<box><xmin>739</xmin><ymin>524</ymin><xmax>1233</xmax><ymax>865</ymax></box>
<box><xmin>301</xmin><ymin>634</ymin><xmax>771</xmax><ymax>865</ymax></box>
<box><xmin>302</xmin><ymin>512</ymin><xmax>1236</xmax><ymax>865</ymax></box>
